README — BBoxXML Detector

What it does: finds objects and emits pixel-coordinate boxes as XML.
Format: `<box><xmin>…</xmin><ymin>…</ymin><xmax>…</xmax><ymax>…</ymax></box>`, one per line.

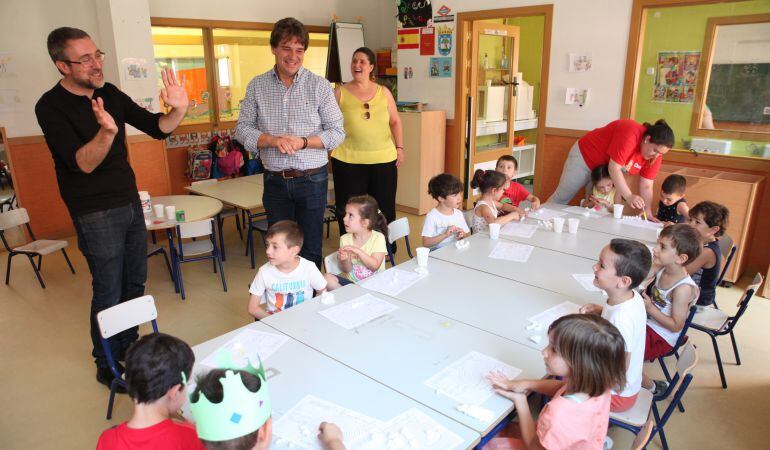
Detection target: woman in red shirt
<box><xmin>549</xmin><ymin>119</ymin><xmax>674</xmax><ymax>217</ymax></box>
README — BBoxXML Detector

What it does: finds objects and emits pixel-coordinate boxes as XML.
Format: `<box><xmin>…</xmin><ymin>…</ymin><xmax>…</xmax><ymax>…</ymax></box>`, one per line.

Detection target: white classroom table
<box><xmin>430</xmin><ymin>234</ymin><xmax>600</xmax><ymax>300</ymax></box>
<box><xmin>185</xmin><ymin>177</ymin><xmax>265</xmax><ymax>211</ymax></box>
<box><xmin>262</xmin><ymin>284</ymin><xmax>547</xmax><ymax>436</ymax></box>
<box><xmin>367</xmin><ymin>258</ymin><xmax>604</xmax><ymax>350</ymax></box>
<box><xmin>543</xmin><ymin>203</ymin><xmax>660</xmax><ymax>243</ymax></box>
<box><xmin>144</xmin><ymin>195</ymin><xmax>223</xmax><ymax>231</ymax></box>
<box><xmin>187</xmin><ymin>321</ymin><xmax>480</xmax><ymax>449</ymax></box>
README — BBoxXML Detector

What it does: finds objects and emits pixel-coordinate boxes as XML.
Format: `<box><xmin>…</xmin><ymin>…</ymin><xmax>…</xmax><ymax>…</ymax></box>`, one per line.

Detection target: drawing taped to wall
<box><xmin>569</xmin><ymin>53</ymin><xmax>592</xmax><ymax>72</ymax></box>
<box><xmin>429</xmin><ymin>57</ymin><xmax>452</xmax><ymax>78</ymax></box>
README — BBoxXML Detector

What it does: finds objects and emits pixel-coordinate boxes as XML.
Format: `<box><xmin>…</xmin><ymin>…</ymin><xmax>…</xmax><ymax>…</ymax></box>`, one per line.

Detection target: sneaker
<box><xmin>604</xmin><ymin>435</ymin><xmax>614</xmax><ymax>450</ymax></box>
<box><xmin>651</xmin><ymin>379</ymin><xmax>669</xmax><ymax>396</ymax></box>
<box><xmin>96</xmin><ymin>367</ymin><xmax>127</xmax><ymax>393</ymax></box>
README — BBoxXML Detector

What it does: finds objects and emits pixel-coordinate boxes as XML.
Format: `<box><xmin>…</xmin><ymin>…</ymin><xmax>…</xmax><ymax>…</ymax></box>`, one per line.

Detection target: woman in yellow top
<box><xmin>331</xmin><ymin>47</ymin><xmax>403</xmax><ymax>233</ymax></box>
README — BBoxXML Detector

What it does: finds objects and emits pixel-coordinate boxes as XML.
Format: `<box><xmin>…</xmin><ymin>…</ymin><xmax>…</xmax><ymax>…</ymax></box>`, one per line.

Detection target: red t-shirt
<box><xmin>578</xmin><ymin>119</ymin><xmax>662</xmax><ymax>180</ymax></box>
<box><xmin>96</xmin><ymin>419</ymin><xmax>205</xmax><ymax>450</ymax></box>
<box><xmin>501</xmin><ymin>181</ymin><xmax>530</xmax><ymax>207</ymax></box>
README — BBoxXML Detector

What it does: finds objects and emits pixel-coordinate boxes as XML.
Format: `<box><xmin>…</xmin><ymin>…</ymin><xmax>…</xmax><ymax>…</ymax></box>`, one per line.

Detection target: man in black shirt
<box><xmin>35</xmin><ymin>27</ymin><xmax>188</xmax><ymax>390</ymax></box>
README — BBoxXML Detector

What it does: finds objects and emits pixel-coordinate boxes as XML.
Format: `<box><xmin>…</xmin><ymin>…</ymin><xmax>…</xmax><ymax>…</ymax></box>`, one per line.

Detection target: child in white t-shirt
<box><xmin>580</xmin><ymin>238</ymin><xmax>651</xmax><ymax>413</ymax></box>
<box><xmin>248</xmin><ymin>220</ymin><xmax>327</xmax><ymax>320</ymax></box>
<box><xmin>422</xmin><ymin>173</ymin><xmax>470</xmax><ymax>250</ymax></box>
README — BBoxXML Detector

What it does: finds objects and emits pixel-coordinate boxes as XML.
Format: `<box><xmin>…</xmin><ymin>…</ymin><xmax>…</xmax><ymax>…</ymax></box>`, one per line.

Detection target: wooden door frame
<box><xmin>453</xmin><ymin>5</ymin><xmax>553</xmax><ymax>197</ymax></box>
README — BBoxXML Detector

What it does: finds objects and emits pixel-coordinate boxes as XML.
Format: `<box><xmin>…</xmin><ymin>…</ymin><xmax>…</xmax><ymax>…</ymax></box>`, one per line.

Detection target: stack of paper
<box><xmin>318</xmin><ymin>293</ymin><xmax>399</xmax><ymax>330</ymax></box>
<box><xmin>362</xmin><ymin>268</ymin><xmax>425</xmax><ymax>297</ymax></box>
<box><xmin>488</xmin><ymin>242</ymin><xmax>534</xmax><ymax>263</ymax></box>
<box><xmin>527</xmin><ymin>208</ymin><xmax>567</xmax><ymax>221</ymax></box>
<box><xmin>500</xmin><ymin>222</ymin><xmax>538</xmax><ymax>238</ymax></box>
<box><xmin>527</xmin><ymin>301</ymin><xmax>581</xmax><ymax>329</ymax></box>
<box><xmin>424</xmin><ymin>351</ymin><xmax>522</xmax><ymax>405</ymax></box>
<box><xmin>200</xmin><ymin>329</ymin><xmax>289</xmax><ymax>368</ymax></box>
<box><xmin>357</xmin><ymin>408</ymin><xmax>464</xmax><ymax>450</ymax></box>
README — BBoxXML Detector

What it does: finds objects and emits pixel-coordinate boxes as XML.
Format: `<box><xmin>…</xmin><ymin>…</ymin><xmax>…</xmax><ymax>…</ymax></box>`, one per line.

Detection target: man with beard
<box><xmin>35</xmin><ymin>27</ymin><xmax>188</xmax><ymax>390</ymax></box>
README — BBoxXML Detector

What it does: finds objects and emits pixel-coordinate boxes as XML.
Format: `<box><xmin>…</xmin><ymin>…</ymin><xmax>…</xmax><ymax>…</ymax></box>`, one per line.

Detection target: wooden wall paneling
<box><xmin>167</xmin><ymin>146</ymin><xmax>193</xmax><ymax>195</ymax></box>
<box><xmin>127</xmin><ymin>136</ymin><xmax>171</xmax><ymax>197</ymax></box>
<box><xmin>445</xmin><ymin>119</ymin><xmax>459</xmax><ymax>176</ymax></box>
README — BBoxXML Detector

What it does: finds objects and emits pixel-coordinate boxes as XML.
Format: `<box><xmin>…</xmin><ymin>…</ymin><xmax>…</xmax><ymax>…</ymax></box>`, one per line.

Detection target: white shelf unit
<box><xmin>472</xmin><ymin>144</ymin><xmax>536</xmax><ymax>178</ymax></box>
<box><xmin>475</xmin><ymin>117</ymin><xmax>538</xmax><ymax>137</ymax></box>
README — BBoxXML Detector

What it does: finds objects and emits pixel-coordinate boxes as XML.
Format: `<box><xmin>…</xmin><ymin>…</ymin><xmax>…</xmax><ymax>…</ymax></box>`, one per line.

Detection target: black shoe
<box><xmin>96</xmin><ymin>367</ymin><xmax>127</xmax><ymax>394</ymax></box>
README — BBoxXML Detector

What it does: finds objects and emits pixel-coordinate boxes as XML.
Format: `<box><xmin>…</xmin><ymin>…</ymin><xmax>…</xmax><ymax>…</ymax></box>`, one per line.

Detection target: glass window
<box><xmin>151</xmin><ymin>26</ymin><xmax>211</xmax><ymax>125</ymax></box>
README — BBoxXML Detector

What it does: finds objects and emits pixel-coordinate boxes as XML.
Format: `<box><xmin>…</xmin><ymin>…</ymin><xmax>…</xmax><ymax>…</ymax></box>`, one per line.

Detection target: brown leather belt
<box><xmin>264</xmin><ymin>166</ymin><xmax>325</xmax><ymax>179</ymax></box>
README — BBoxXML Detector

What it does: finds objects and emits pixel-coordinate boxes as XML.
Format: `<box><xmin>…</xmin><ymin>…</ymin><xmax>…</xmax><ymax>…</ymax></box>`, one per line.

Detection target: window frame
<box><xmin>151</xmin><ymin>17</ymin><xmax>330</xmax><ymax>133</ymax></box>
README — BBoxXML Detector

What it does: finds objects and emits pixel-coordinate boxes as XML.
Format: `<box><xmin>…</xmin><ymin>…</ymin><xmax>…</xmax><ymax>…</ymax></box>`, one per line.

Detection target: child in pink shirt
<box><xmin>487</xmin><ymin>314</ymin><xmax>627</xmax><ymax>450</ymax></box>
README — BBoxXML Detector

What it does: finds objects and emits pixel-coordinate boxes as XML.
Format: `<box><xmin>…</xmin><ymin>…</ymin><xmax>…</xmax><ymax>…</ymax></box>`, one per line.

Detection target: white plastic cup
<box><xmin>613</xmin><ymin>204</ymin><xmax>624</xmax><ymax>219</ymax></box>
<box><xmin>552</xmin><ymin>217</ymin><xmax>565</xmax><ymax>233</ymax></box>
<box><xmin>138</xmin><ymin>191</ymin><xmax>151</xmax><ymax>213</ymax></box>
<box><xmin>568</xmin><ymin>218</ymin><xmax>580</xmax><ymax>234</ymax></box>
<box><xmin>153</xmin><ymin>204</ymin><xmax>164</xmax><ymax>219</ymax></box>
<box><xmin>416</xmin><ymin>247</ymin><xmax>430</xmax><ymax>267</ymax></box>
<box><xmin>488</xmin><ymin>223</ymin><xmax>501</xmax><ymax>240</ymax></box>
<box><xmin>165</xmin><ymin>205</ymin><xmax>176</xmax><ymax>221</ymax></box>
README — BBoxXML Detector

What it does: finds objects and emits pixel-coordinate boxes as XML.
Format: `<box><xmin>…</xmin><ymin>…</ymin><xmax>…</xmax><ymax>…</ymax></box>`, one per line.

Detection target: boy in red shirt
<box><xmin>97</xmin><ymin>333</ymin><xmax>204</xmax><ymax>450</ymax></box>
<box><xmin>496</xmin><ymin>155</ymin><xmax>540</xmax><ymax>215</ymax></box>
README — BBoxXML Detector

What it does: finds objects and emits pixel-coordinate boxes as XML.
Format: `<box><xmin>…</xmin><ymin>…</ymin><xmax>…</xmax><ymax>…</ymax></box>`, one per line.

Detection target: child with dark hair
<box><xmin>642</xmin><ymin>224</ymin><xmax>701</xmax><ymax>395</ymax></box>
<box><xmin>470</xmin><ymin>169</ymin><xmax>521</xmax><ymax>233</ymax></box>
<box><xmin>97</xmin><ymin>333</ymin><xmax>204</xmax><ymax>450</ymax></box>
<box><xmin>248</xmin><ymin>220</ymin><xmax>327</xmax><ymax>320</ymax></box>
<box><xmin>656</xmin><ymin>174</ymin><xmax>689</xmax><ymax>224</ymax></box>
<box><xmin>580</xmin><ymin>239</ymin><xmax>651</xmax><ymax>413</ymax></box>
<box><xmin>325</xmin><ymin>195</ymin><xmax>388</xmax><ymax>290</ymax></box>
<box><xmin>488</xmin><ymin>314</ymin><xmax>626</xmax><ymax>449</ymax></box>
<box><xmin>583</xmin><ymin>164</ymin><xmax>616</xmax><ymax>212</ymax></box>
<box><xmin>422</xmin><ymin>173</ymin><xmax>470</xmax><ymax>250</ymax></box>
<box><xmin>686</xmin><ymin>201</ymin><xmax>729</xmax><ymax>306</ymax></box>
<box><xmin>496</xmin><ymin>155</ymin><xmax>541</xmax><ymax>213</ymax></box>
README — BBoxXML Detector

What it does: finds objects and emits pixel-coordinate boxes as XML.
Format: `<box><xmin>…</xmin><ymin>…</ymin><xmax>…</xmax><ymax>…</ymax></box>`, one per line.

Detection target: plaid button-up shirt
<box><xmin>235</xmin><ymin>67</ymin><xmax>345</xmax><ymax>171</ymax></box>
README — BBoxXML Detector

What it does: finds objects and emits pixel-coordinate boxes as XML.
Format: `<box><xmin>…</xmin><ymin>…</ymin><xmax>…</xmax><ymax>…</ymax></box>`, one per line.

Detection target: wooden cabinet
<box><xmin>396</xmin><ymin>111</ymin><xmax>446</xmax><ymax>215</ymax></box>
<box><xmin>652</xmin><ymin>164</ymin><xmax>764</xmax><ymax>283</ymax></box>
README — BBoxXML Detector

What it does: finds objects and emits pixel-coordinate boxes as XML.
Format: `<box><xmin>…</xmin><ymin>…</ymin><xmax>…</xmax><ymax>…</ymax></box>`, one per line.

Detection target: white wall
<box><xmin>713</xmin><ymin>22</ymin><xmax>770</xmax><ymax>64</ymax></box>
<box><xmin>396</xmin><ymin>0</ymin><xmax>634</xmax><ymax>131</ymax></box>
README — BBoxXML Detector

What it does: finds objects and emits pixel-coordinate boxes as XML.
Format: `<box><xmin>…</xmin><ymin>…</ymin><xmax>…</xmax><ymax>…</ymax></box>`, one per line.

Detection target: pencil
<box><xmin>642</xmin><ymin>210</ymin><xmax>648</xmax><ymax>221</ymax></box>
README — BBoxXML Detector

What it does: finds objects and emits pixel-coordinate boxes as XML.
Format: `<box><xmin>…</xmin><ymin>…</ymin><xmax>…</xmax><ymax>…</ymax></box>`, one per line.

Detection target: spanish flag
<box><xmin>397</xmin><ymin>29</ymin><xmax>419</xmax><ymax>49</ymax></box>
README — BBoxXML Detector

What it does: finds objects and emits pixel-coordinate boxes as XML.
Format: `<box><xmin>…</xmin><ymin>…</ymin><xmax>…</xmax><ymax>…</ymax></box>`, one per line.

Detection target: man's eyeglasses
<box><xmin>62</xmin><ymin>51</ymin><xmax>106</xmax><ymax>68</ymax></box>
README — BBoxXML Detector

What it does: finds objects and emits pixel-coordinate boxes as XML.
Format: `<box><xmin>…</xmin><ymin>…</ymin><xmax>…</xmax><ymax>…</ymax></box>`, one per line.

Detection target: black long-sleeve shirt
<box><xmin>35</xmin><ymin>82</ymin><xmax>169</xmax><ymax>217</ymax></box>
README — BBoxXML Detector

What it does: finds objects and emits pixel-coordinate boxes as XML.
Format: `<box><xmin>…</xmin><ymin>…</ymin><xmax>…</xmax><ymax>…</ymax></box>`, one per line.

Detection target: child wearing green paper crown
<box><xmin>190</xmin><ymin>360</ymin><xmax>346</xmax><ymax>450</ymax></box>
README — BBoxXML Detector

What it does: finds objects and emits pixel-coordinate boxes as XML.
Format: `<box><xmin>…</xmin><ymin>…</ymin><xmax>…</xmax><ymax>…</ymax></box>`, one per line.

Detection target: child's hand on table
<box><xmin>579</xmin><ymin>303</ymin><xmax>603</xmax><ymax>315</ymax></box>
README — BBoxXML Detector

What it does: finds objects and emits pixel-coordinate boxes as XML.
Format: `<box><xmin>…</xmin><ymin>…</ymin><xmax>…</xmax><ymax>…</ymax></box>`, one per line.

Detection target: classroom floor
<box><xmin>0</xmin><ymin>209</ymin><xmax>768</xmax><ymax>449</ymax></box>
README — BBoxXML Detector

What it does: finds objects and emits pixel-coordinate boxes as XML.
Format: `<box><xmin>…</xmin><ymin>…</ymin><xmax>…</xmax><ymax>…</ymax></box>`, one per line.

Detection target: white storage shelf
<box><xmin>473</xmin><ymin>144</ymin><xmax>536</xmax><ymax>179</ymax></box>
<box><xmin>476</xmin><ymin>117</ymin><xmax>538</xmax><ymax>137</ymax></box>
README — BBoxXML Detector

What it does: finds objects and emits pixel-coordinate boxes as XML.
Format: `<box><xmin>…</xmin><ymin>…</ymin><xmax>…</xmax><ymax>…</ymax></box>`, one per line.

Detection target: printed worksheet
<box><xmin>357</xmin><ymin>408</ymin><xmax>464</xmax><ymax>450</ymax></box>
<box><xmin>200</xmin><ymin>329</ymin><xmax>289</xmax><ymax>368</ymax></box>
<box><xmin>318</xmin><ymin>293</ymin><xmax>399</xmax><ymax>330</ymax></box>
<box><xmin>362</xmin><ymin>268</ymin><xmax>425</xmax><ymax>297</ymax></box>
<box><xmin>527</xmin><ymin>208</ymin><xmax>567</xmax><ymax>221</ymax></box>
<box><xmin>527</xmin><ymin>301</ymin><xmax>582</xmax><ymax>329</ymax></box>
<box><xmin>424</xmin><ymin>351</ymin><xmax>522</xmax><ymax>405</ymax></box>
<box><xmin>273</xmin><ymin>395</ymin><xmax>383</xmax><ymax>449</ymax></box>
<box><xmin>500</xmin><ymin>222</ymin><xmax>538</xmax><ymax>238</ymax></box>
<box><xmin>572</xmin><ymin>273</ymin><xmax>602</xmax><ymax>292</ymax></box>
<box><xmin>620</xmin><ymin>216</ymin><xmax>664</xmax><ymax>230</ymax></box>
<box><xmin>488</xmin><ymin>242</ymin><xmax>534</xmax><ymax>263</ymax></box>
<box><xmin>562</xmin><ymin>205</ymin><xmax>608</xmax><ymax>216</ymax></box>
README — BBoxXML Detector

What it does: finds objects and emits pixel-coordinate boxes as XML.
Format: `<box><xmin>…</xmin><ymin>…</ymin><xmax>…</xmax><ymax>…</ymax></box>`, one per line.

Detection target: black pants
<box><xmin>331</xmin><ymin>157</ymin><xmax>397</xmax><ymax>234</ymax></box>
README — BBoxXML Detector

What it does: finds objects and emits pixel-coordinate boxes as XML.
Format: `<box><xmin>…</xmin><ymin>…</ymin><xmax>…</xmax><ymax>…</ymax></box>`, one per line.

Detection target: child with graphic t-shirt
<box><xmin>422</xmin><ymin>173</ymin><xmax>470</xmax><ymax>250</ymax></box>
<box><xmin>580</xmin><ymin>238</ymin><xmax>651</xmax><ymax>413</ymax></box>
<box><xmin>248</xmin><ymin>221</ymin><xmax>327</xmax><ymax>320</ymax></box>
<box><xmin>325</xmin><ymin>195</ymin><xmax>388</xmax><ymax>291</ymax></box>
<box><xmin>496</xmin><ymin>155</ymin><xmax>540</xmax><ymax>216</ymax></box>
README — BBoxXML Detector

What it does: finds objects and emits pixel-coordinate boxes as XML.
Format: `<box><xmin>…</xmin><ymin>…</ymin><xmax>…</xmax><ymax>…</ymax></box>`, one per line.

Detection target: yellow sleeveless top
<box><xmin>332</xmin><ymin>85</ymin><xmax>397</xmax><ymax>164</ymax></box>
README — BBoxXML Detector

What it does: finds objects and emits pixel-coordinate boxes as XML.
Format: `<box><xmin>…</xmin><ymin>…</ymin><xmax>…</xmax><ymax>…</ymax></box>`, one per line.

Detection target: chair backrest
<box><xmin>177</xmin><ymin>218</ymin><xmax>215</xmax><ymax>239</ymax></box>
<box><xmin>674</xmin><ymin>342</ymin><xmax>699</xmax><ymax>383</ymax></box>
<box><xmin>727</xmin><ymin>273</ymin><xmax>763</xmax><ymax>329</ymax></box>
<box><xmin>387</xmin><ymin>217</ymin><xmax>410</xmax><ymax>243</ymax></box>
<box><xmin>324</xmin><ymin>251</ymin><xmax>341</xmax><ymax>275</ymax></box>
<box><xmin>630</xmin><ymin>416</ymin><xmax>655</xmax><ymax>450</ymax></box>
<box><xmin>191</xmin><ymin>178</ymin><xmax>218</xmax><ymax>186</ymax></box>
<box><xmin>716</xmin><ymin>234</ymin><xmax>737</xmax><ymax>285</ymax></box>
<box><xmin>0</xmin><ymin>207</ymin><xmax>29</xmax><ymax>230</ymax></box>
<box><xmin>463</xmin><ymin>209</ymin><xmax>474</xmax><ymax>230</ymax></box>
<box><xmin>97</xmin><ymin>295</ymin><xmax>158</xmax><ymax>339</ymax></box>
<box><xmin>671</xmin><ymin>305</ymin><xmax>698</xmax><ymax>351</ymax></box>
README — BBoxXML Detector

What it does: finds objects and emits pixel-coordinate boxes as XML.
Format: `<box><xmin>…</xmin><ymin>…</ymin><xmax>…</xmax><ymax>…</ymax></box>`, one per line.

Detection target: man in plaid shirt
<box><xmin>236</xmin><ymin>18</ymin><xmax>344</xmax><ymax>268</ymax></box>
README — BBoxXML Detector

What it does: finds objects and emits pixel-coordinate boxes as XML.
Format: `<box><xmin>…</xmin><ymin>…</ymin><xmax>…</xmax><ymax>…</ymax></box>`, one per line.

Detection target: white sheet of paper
<box><xmin>424</xmin><ymin>351</ymin><xmax>522</xmax><ymax>405</ymax></box>
<box><xmin>620</xmin><ymin>216</ymin><xmax>664</xmax><ymax>230</ymax></box>
<box><xmin>488</xmin><ymin>242</ymin><xmax>534</xmax><ymax>263</ymax></box>
<box><xmin>562</xmin><ymin>205</ymin><xmax>607</xmax><ymax>217</ymax></box>
<box><xmin>572</xmin><ymin>273</ymin><xmax>602</xmax><ymax>292</ymax></box>
<box><xmin>357</xmin><ymin>408</ymin><xmax>464</xmax><ymax>450</ymax></box>
<box><xmin>527</xmin><ymin>301</ymin><xmax>582</xmax><ymax>329</ymax></box>
<box><xmin>362</xmin><ymin>268</ymin><xmax>425</xmax><ymax>297</ymax></box>
<box><xmin>318</xmin><ymin>293</ymin><xmax>399</xmax><ymax>330</ymax></box>
<box><xmin>200</xmin><ymin>329</ymin><xmax>289</xmax><ymax>368</ymax></box>
<box><xmin>527</xmin><ymin>208</ymin><xmax>567</xmax><ymax>221</ymax></box>
<box><xmin>273</xmin><ymin>395</ymin><xmax>383</xmax><ymax>449</ymax></box>
<box><xmin>499</xmin><ymin>222</ymin><xmax>538</xmax><ymax>238</ymax></box>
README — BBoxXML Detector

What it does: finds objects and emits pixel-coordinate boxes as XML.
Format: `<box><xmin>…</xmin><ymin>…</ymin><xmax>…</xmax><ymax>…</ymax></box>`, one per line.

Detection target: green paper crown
<box><xmin>187</xmin><ymin>348</ymin><xmax>272</xmax><ymax>442</ymax></box>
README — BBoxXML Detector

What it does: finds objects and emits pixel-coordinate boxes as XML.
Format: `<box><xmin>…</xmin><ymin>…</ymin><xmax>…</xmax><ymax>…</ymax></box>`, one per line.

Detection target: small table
<box><xmin>184</xmin><ymin>179</ymin><xmax>264</xmax><ymax>212</ymax></box>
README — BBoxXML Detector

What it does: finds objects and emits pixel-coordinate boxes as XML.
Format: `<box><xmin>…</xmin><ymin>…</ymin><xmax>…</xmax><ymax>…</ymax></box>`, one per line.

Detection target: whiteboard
<box><xmin>327</xmin><ymin>22</ymin><xmax>365</xmax><ymax>83</ymax></box>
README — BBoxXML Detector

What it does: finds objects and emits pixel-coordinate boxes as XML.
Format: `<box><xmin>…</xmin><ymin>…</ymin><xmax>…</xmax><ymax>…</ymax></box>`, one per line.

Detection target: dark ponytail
<box><xmin>347</xmin><ymin>195</ymin><xmax>389</xmax><ymax>237</ymax></box>
<box><xmin>643</xmin><ymin>119</ymin><xmax>675</xmax><ymax>148</ymax></box>
<box><xmin>470</xmin><ymin>169</ymin><xmax>506</xmax><ymax>194</ymax></box>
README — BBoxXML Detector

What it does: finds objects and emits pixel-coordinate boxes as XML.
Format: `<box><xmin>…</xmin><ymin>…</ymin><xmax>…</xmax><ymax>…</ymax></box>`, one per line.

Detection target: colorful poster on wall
<box><xmin>397</xmin><ymin>29</ymin><xmax>419</xmax><ymax>50</ymax></box>
<box><xmin>429</xmin><ymin>57</ymin><xmax>452</xmax><ymax>78</ymax></box>
<box><xmin>653</xmin><ymin>51</ymin><xmax>700</xmax><ymax>103</ymax></box>
<box><xmin>420</xmin><ymin>27</ymin><xmax>435</xmax><ymax>55</ymax></box>
<box><xmin>397</xmin><ymin>0</ymin><xmax>432</xmax><ymax>29</ymax></box>
<box><xmin>437</xmin><ymin>25</ymin><xmax>453</xmax><ymax>56</ymax></box>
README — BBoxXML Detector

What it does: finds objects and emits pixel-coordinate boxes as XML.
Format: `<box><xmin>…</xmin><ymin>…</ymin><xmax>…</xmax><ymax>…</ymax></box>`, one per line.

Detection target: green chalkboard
<box><xmin>706</xmin><ymin>63</ymin><xmax>770</xmax><ymax>124</ymax></box>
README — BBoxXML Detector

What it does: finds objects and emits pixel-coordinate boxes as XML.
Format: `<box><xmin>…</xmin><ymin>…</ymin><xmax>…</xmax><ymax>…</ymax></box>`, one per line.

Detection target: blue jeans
<box><xmin>263</xmin><ymin>167</ymin><xmax>328</xmax><ymax>268</ymax></box>
<box><xmin>74</xmin><ymin>201</ymin><xmax>147</xmax><ymax>368</ymax></box>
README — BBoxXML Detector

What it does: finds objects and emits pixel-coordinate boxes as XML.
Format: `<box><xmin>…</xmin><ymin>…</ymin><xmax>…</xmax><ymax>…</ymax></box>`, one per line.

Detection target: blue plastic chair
<box><xmin>173</xmin><ymin>219</ymin><xmax>227</xmax><ymax>300</ymax></box>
